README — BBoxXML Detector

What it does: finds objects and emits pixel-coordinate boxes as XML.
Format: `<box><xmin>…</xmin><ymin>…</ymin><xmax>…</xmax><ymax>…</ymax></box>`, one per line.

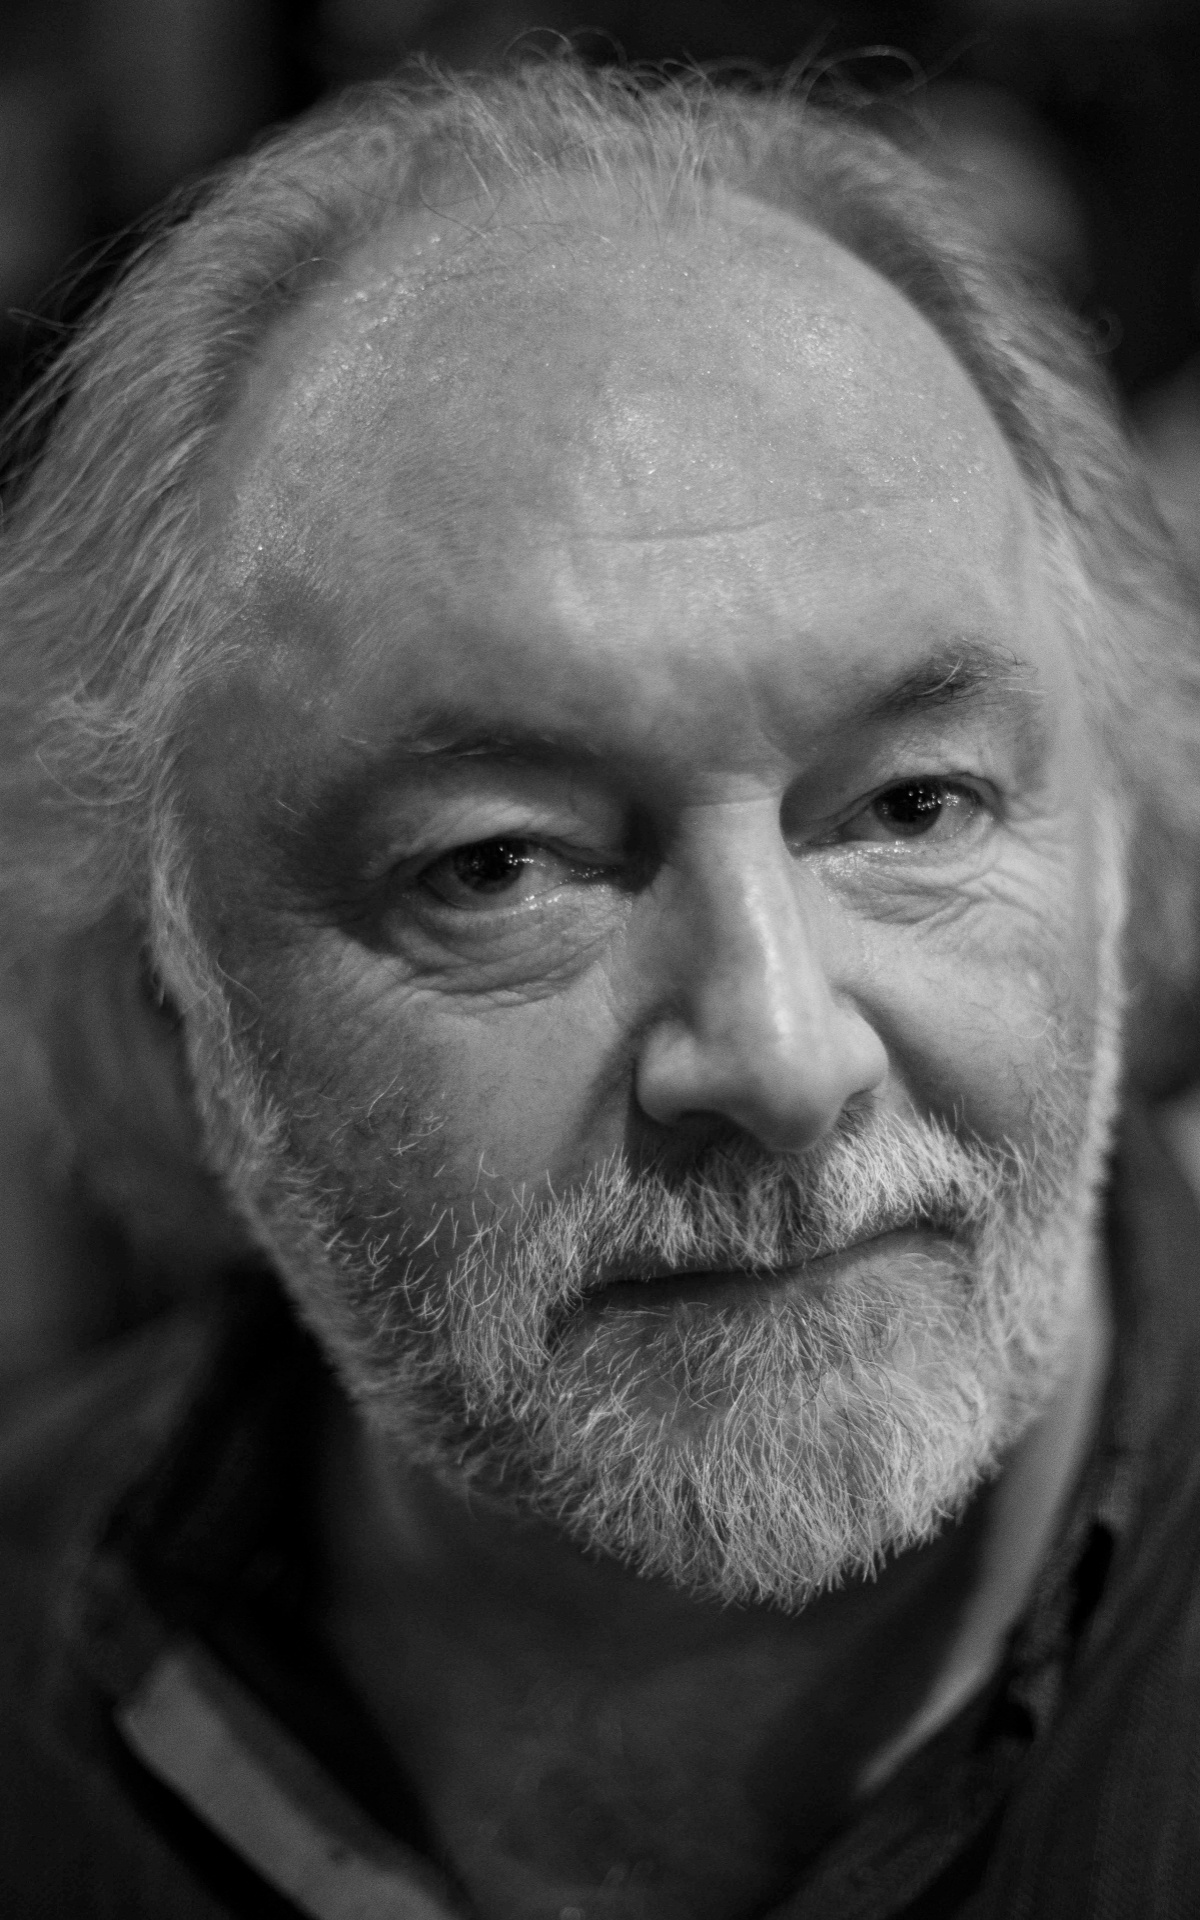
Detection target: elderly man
<box><xmin>2</xmin><ymin>62</ymin><xmax>1200</xmax><ymax>1920</ymax></box>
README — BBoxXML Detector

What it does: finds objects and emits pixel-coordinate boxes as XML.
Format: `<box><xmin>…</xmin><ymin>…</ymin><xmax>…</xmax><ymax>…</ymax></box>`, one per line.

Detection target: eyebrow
<box><xmin>365</xmin><ymin>718</ymin><xmax>594</xmax><ymax>764</ymax></box>
<box><xmin>365</xmin><ymin>640</ymin><xmax>1043</xmax><ymax>768</ymax></box>
<box><xmin>292</xmin><ymin>635</ymin><xmax>1047</xmax><ymax>866</ymax></box>
<box><xmin>863</xmin><ymin>641</ymin><xmax>1039</xmax><ymax>722</ymax></box>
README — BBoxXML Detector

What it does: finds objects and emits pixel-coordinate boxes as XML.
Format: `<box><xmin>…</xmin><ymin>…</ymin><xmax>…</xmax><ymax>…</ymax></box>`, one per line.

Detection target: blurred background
<box><xmin>1</xmin><ymin>0</ymin><xmax>1199</xmax><ymax>1387</ymax></box>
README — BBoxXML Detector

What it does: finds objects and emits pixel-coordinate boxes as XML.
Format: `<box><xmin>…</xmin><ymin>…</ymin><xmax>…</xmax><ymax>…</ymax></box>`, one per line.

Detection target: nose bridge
<box><xmin>686</xmin><ymin>812</ymin><xmax>836</xmax><ymax>1074</ymax></box>
<box><xmin>635</xmin><ymin>802</ymin><xmax>886</xmax><ymax>1150</ymax></box>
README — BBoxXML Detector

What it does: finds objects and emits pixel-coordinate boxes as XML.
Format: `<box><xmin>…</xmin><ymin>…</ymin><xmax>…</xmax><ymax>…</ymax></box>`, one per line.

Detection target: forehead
<box><xmin>192</xmin><ymin>180</ymin><xmax>1053</xmax><ymax>806</ymax></box>
<box><xmin>212</xmin><ymin>180</ymin><xmax>1031</xmax><ymax>597</ymax></box>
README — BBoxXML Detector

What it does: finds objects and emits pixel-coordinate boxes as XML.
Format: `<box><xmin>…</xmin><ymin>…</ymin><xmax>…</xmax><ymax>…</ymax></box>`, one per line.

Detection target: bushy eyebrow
<box><xmin>374</xmin><ymin>719</ymin><xmax>590</xmax><ymax>764</ymax></box>
<box><xmin>346</xmin><ymin>642</ymin><xmax>1042</xmax><ymax>773</ymax></box>
<box><xmin>865</xmin><ymin>641</ymin><xmax>1038</xmax><ymax>721</ymax></box>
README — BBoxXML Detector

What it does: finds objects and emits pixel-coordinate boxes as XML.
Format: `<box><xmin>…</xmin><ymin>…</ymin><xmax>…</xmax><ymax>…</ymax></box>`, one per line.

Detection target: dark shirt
<box><xmin>3</xmin><ymin>1111</ymin><xmax>1200</xmax><ymax>1918</ymax></box>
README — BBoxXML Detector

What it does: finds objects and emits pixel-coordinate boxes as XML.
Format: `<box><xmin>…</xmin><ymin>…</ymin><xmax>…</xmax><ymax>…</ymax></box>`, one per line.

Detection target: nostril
<box><xmin>635</xmin><ymin>1009</ymin><xmax>886</xmax><ymax>1155</ymax></box>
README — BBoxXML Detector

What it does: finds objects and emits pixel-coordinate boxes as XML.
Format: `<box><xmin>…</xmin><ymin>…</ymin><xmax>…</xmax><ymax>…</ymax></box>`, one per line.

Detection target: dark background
<box><xmin>2</xmin><ymin>0</ymin><xmax>1198</xmax><ymax>1382</ymax></box>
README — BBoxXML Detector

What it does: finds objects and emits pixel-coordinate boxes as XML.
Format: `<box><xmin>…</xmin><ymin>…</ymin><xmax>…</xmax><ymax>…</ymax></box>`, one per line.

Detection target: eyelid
<box><xmin>380</xmin><ymin>827</ymin><xmax>585</xmax><ymax>889</ymax></box>
<box><xmin>413</xmin><ymin>836</ymin><xmax>619</xmax><ymax>915</ymax></box>
<box><xmin>867</xmin><ymin>772</ymin><xmax>991</xmax><ymax>813</ymax></box>
<box><xmin>811</xmin><ymin>773</ymin><xmax>996</xmax><ymax>848</ymax></box>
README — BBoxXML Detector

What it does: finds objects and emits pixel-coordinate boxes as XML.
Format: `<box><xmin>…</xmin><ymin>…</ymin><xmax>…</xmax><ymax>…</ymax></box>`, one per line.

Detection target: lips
<box><xmin>588</xmin><ymin>1227</ymin><xmax>954</xmax><ymax>1316</ymax></box>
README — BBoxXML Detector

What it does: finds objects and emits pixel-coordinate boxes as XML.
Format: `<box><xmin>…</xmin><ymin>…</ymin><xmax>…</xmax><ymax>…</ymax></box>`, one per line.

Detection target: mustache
<box><xmin>438</xmin><ymin>1106</ymin><xmax>1039</xmax><ymax>1325</ymax></box>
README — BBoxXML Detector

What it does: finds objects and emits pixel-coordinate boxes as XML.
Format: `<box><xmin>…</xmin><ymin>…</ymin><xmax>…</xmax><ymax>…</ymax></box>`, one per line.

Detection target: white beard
<box><xmin>171</xmin><ymin>861</ymin><xmax>1125</xmax><ymax>1613</ymax></box>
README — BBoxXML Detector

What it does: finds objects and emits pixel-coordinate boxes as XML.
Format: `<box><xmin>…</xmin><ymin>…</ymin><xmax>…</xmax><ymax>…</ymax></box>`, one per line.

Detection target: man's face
<box><xmin>175</xmin><ymin>188</ymin><xmax>1120</xmax><ymax>1604</ymax></box>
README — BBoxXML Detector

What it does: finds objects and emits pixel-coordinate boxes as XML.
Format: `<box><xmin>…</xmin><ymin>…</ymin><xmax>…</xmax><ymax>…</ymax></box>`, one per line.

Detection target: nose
<box><xmin>635</xmin><ymin>819</ymin><xmax>887</xmax><ymax>1154</ymax></box>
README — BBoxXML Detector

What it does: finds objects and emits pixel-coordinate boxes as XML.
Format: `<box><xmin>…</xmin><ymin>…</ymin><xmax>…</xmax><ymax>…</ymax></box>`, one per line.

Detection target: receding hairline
<box><xmin>205</xmin><ymin>164</ymin><xmax>1029</xmax><ymax>610</ymax></box>
<box><xmin>207</xmin><ymin>173</ymin><xmax>862</xmax><ymax>479</ymax></box>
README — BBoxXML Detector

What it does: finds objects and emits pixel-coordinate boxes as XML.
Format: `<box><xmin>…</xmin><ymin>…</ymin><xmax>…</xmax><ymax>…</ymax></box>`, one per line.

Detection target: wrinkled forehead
<box><xmin>207</xmin><ymin>180</ymin><xmax>1036</xmax><ymax>613</ymax></box>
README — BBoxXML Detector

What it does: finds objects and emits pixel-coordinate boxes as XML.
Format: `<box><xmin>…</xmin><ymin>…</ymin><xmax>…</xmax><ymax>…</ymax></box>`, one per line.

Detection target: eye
<box><xmin>841</xmin><ymin>779</ymin><xmax>985</xmax><ymax>846</ymax></box>
<box><xmin>419</xmin><ymin>837</ymin><xmax>582</xmax><ymax>910</ymax></box>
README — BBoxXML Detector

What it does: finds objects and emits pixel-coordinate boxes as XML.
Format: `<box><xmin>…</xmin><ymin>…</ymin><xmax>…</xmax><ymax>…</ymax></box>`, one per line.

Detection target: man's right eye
<box><xmin>418</xmin><ymin>838</ymin><xmax>580</xmax><ymax>910</ymax></box>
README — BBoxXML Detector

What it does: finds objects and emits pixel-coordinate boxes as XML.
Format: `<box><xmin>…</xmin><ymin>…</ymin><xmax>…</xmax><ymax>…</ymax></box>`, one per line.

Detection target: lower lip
<box><xmin>591</xmin><ymin>1229</ymin><xmax>954</xmax><ymax>1315</ymax></box>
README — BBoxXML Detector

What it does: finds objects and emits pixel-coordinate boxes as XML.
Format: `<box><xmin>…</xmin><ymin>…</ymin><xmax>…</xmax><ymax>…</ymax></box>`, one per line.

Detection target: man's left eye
<box><xmin>840</xmin><ymin>779</ymin><xmax>984</xmax><ymax>846</ymax></box>
<box><xmin>419</xmin><ymin>837</ymin><xmax>581</xmax><ymax>909</ymax></box>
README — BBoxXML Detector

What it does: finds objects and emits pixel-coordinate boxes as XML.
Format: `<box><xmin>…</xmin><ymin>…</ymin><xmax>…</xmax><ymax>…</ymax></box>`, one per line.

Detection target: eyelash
<box><xmin>418</xmin><ymin>838</ymin><xmax>607</xmax><ymax>909</ymax></box>
<box><xmin>827</xmin><ymin>775</ymin><xmax>990</xmax><ymax>848</ymax></box>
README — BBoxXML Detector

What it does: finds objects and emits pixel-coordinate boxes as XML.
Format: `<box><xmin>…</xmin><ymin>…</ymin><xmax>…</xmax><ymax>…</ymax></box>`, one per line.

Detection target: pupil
<box><xmin>881</xmin><ymin>782</ymin><xmax>943</xmax><ymax>831</ymax></box>
<box><xmin>454</xmin><ymin>840</ymin><xmax>528</xmax><ymax>892</ymax></box>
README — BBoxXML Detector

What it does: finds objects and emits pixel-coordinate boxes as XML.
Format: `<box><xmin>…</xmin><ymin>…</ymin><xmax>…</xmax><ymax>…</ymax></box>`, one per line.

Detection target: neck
<box><xmin>315</xmin><ymin>1261</ymin><xmax>1111</xmax><ymax>1920</ymax></box>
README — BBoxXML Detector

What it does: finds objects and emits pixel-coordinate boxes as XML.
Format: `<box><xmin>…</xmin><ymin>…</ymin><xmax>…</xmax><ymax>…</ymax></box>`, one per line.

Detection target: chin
<box><xmin>337</xmin><ymin>1202</ymin><xmax>1091</xmax><ymax>1611</ymax></box>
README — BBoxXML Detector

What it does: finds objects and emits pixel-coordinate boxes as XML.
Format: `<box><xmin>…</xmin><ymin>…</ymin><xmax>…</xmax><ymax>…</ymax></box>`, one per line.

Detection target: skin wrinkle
<box><xmin>247</xmin><ymin>640</ymin><xmax>1049</xmax><ymax>873</ymax></box>
<box><xmin>209</xmin><ymin>195</ymin><xmax>1024</xmax><ymax>622</ymax></box>
<box><xmin>201</xmin><ymin>468</ymin><xmax>1044</xmax><ymax>829</ymax></box>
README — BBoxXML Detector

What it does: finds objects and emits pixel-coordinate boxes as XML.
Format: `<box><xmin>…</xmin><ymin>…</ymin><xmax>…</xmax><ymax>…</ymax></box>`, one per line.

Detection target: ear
<box><xmin>33</xmin><ymin>910</ymin><xmax>255</xmax><ymax>1279</ymax></box>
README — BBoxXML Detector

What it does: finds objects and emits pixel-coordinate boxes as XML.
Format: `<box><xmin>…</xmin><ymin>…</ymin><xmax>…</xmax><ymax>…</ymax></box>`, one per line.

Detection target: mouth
<box><xmin>588</xmin><ymin>1227</ymin><xmax>957</xmax><ymax>1317</ymax></box>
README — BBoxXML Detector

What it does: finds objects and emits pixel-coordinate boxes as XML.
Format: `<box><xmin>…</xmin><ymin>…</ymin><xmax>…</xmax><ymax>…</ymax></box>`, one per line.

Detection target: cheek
<box><xmin>861</xmin><ymin>828</ymin><xmax>1116</xmax><ymax>1152</ymax></box>
<box><xmin>223</xmin><ymin>928</ymin><xmax>632</xmax><ymax>1226</ymax></box>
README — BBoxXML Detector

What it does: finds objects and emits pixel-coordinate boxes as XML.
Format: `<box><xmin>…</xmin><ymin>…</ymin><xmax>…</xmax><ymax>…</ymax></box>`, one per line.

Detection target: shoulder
<box><xmin>0</xmin><ymin>1312</ymin><xmax>257</xmax><ymax>1918</ymax></box>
